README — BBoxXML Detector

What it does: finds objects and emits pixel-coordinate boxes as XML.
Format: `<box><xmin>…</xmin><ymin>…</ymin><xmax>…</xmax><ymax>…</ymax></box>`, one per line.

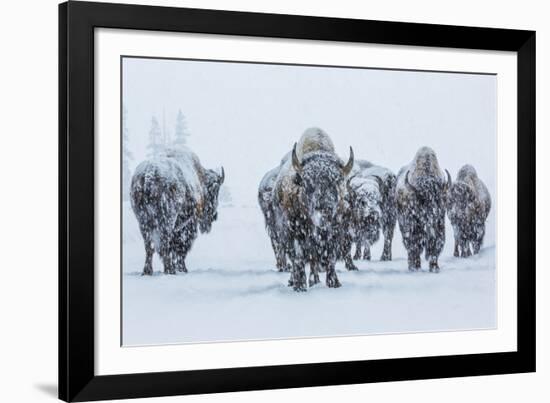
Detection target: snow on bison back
<box><xmin>130</xmin><ymin>147</ymin><xmax>224</xmax><ymax>275</ymax></box>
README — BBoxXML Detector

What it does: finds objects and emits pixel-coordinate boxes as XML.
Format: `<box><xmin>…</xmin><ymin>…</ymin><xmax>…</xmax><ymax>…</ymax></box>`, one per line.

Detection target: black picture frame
<box><xmin>59</xmin><ymin>1</ymin><xmax>536</xmax><ymax>401</ymax></box>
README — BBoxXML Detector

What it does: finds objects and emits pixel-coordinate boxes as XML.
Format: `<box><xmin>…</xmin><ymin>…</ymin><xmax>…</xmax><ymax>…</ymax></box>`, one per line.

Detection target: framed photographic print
<box><xmin>59</xmin><ymin>1</ymin><xmax>535</xmax><ymax>401</ymax></box>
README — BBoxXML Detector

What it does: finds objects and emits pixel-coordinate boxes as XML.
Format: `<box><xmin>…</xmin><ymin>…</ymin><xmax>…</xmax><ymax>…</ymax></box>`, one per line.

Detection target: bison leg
<box><xmin>407</xmin><ymin>252</ymin><xmax>421</xmax><ymax>271</ymax></box>
<box><xmin>172</xmin><ymin>246</ymin><xmax>189</xmax><ymax>273</ymax></box>
<box><xmin>274</xmin><ymin>242</ymin><xmax>289</xmax><ymax>272</ymax></box>
<box><xmin>176</xmin><ymin>258</ymin><xmax>188</xmax><ymax>273</ymax></box>
<box><xmin>287</xmin><ymin>240</ymin><xmax>307</xmax><ymax>291</ymax></box>
<box><xmin>290</xmin><ymin>259</ymin><xmax>307</xmax><ymax>291</ymax></box>
<box><xmin>472</xmin><ymin>224</ymin><xmax>485</xmax><ymax>254</ymax></box>
<box><xmin>425</xmin><ymin>218</ymin><xmax>445</xmax><ymax>271</ymax></box>
<box><xmin>405</xmin><ymin>243</ymin><xmax>422</xmax><ymax>271</ymax></box>
<box><xmin>460</xmin><ymin>238</ymin><xmax>471</xmax><ymax>257</ymax></box>
<box><xmin>173</xmin><ymin>233</ymin><xmax>194</xmax><ymax>273</ymax></box>
<box><xmin>343</xmin><ymin>240</ymin><xmax>358</xmax><ymax>271</ymax></box>
<box><xmin>399</xmin><ymin>213</ymin><xmax>423</xmax><ymax>271</ymax></box>
<box><xmin>325</xmin><ymin>261</ymin><xmax>341</xmax><ymax>288</ymax></box>
<box><xmin>161</xmin><ymin>254</ymin><xmax>175</xmax><ymax>274</ymax></box>
<box><xmin>472</xmin><ymin>240</ymin><xmax>481</xmax><ymax>255</ymax></box>
<box><xmin>159</xmin><ymin>231</ymin><xmax>176</xmax><ymax>274</ymax></box>
<box><xmin>353</xmin><ymin>243</ymin><xmax>362</xmax><ymax>260</ymax></box>
<box><xmin>380</xmin><ymin>238</ymin><xmax>391</xmax><ymax>261</ymax></box>
<box><xmin>363</xmin><ymin>245</ymin><xmax>371</xmax><ymax>261</ymax></box>
<box><xmin>170</xmin><ymin>215</ymin><xmax>198</xmax><ymax>273</ymax></box>
<box><xmin>308</xmin><ymin>261</ymin><xmax>320</xmax><ymax>287</ymax></box>
<box><xmin>451</xmin><ymin>224</ymin><xmax>460</xmax><ymax>257</ymax></box>
<box><xmin>161</xmin><ymin>252</ymin><xmax>176</xmax><ymax>275</ymax></box>
<box><xmin>142</xmin><ymin>239</ymin><xmax>154</xmax><ymax>276</ymax></box>
<box><xmin>136</xmin><ymin>221</ymin><xmax>155</xmax><ymax>275</ymax></box>
<box><xmin>428</xmin><ymin>256</ymin><xmax>440</xmax><ymax>273</ymax></box>
<box><xmin>340</xmin><ymin>233</ymin><xmax>357</xmax><ymax>271</ymax></box>
<box><xmin>270</xmin><ymin>232</ymin><xmax>290</xmax><ymax>272</ymax></box>
<box><xmin>380</xmin><ymin>215</ymin><xmax>396</xmax><ymax>261</ymax></box>
<box><xmin>344</xmin><ymin>254</ymin><xmax>358</xmax><ymax>271</ymax></box>
<box><xmin>454</xmin><ymin>238</ymin><xmax>460</xmax><ymax>257</ymax></box>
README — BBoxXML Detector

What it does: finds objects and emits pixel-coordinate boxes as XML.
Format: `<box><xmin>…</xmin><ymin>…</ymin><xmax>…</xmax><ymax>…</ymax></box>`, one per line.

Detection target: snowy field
<box><xmin>122</xmin><ymin>202</ymin><xmax>496</xmax><ymax>346</ymax></box>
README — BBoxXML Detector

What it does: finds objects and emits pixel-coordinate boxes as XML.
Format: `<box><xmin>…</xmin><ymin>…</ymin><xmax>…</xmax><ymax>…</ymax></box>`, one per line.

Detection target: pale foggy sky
<box><xmin>122</xmin><ymin>57</ymin><xmax>496</xmax><ymax>207</ymax></box>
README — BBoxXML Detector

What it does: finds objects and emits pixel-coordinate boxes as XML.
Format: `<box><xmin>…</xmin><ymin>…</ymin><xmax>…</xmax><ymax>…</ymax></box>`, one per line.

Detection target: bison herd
<box><xmin>130</xmin><ymin>127</ymin><xmax>491</xmax><ymax>292</ymax></box>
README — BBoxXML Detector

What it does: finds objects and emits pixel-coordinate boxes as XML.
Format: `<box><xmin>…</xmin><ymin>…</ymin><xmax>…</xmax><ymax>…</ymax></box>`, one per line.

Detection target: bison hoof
<box><xmin>309</xmin><ymin>278</ymin><xmax>320</xmax><ymax>287</ymax></box>
<box><xmin>326</xmin><ymin>277</ymin><xmax>342</xmax><ymax>288</ymax></box>
<box><xmin>142</xmin><ymin>271</ymin><xmax>153</xmax><ymax>276</ymax></box>
<box><xmin>429</xmin><ymin>265</ymin><xmax>440</xmax><ymax>273</ymax></box>
<box><xmin>309</xmin><ymin>272</ymin><xmax>320</xmax><ymax>287</ymax></box>
<box><xmin>347</xmin><ymin>264</ymin><xmax>358</xmax><ymax>271</ymax></box>
<box><xmin>380</xmin><ymin>254</ymin><xmax>391</xmax><ymax>261</ymax></box>
<box><xmin>293</xmin><ymin>283</ymin><xmax>307</xmax><ymax>292</ymax></box>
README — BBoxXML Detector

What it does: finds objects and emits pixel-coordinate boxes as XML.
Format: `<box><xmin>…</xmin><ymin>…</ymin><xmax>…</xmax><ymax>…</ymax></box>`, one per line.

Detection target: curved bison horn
<box><xmin>219</xmin><ymin>167</ymin><xmax>225</xmax><ymax>184</ymax></box>
<box><xmin>405</xmin><ymin>171</ymin><xmax>418</xmax><ymax>193</ymax></box>
<box><xmin>444</xmin><ymin>169</ymin><xmax>452</xmax><ymax>190</ymax></box>
<box><xmin>292</xmin><ymin>143</ymin><xmax>302</xmax><ymax>172</ymax></box>
<box><xmin>342</xmin><ymin>146</ymin><xmax>354</xmax><ymax>176</ymax></box>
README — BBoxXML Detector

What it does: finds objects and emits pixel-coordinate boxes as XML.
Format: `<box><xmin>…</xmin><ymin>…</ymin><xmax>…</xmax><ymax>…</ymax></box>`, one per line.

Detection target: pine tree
<box><xmin>146</xmin><ymin>116</ymin><xmax>163</xmax><ymax>159</ymax></box>
<box><xmin>122</xmin><ymin>107</ymin><xmax>134</xmax><ymax>201</ymax></box>
<box><xmin>173</xmin><ymin>109</ymin><xmax>190</xmax><ymax>149</ymax></box>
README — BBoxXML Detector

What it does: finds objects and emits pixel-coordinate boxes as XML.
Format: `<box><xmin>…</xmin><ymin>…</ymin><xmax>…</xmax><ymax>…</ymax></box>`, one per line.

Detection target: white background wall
<box><xmin>0</xmin><ymin>0</ymin><xmax>546</xmax><ymax>402</ymax></box>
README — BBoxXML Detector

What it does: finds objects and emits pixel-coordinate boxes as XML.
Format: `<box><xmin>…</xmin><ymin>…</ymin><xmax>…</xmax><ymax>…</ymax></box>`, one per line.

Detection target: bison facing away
<box><xmin>271</xmin><ymin>127</ymin><xmax>354</xmax><ymax>291</ymax></box>
<box><xmin>447</xmin><ymin>164</ymin><xmax>491</xmax><ymax>257</ymax></box>
<box><xmin>130</xmin><ymin>148</ymin><xmax>224</xmax><ymax>275</ymax></box>
<box><xmin>340</xmin><ymin>160</ymin><xmax>397</xmax><ymax>270</ymax></box>
<box><xmin>396</xmin><ymin>147</ymin><xmax>451</xmax><ymax>272</ymax></box>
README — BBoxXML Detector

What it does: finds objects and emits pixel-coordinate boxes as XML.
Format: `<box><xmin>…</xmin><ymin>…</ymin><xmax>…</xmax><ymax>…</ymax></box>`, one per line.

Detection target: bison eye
<box><xmin>293</xmin><ymin>174</ymin><xmax>302</xmax><ymax>186</ymax></box>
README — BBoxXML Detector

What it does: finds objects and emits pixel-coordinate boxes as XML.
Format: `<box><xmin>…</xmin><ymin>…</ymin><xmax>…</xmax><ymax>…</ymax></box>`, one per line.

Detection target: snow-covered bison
<box><xmin>339</xmin><ymin>160</ymin><xmax>397</xmax><ymax>270</ymax></box>
<box><xmin>130</xmin><ymin>148</ymin><xmax>224</xmax><ymax>275</ymax></box>
<box><xmin>447</xmin><ymin>164</ymin><xmax>491</xmax><ymax>257</ymax></box>
<box><xmin>258</xmin><ymin>160</ymin><xmax>288</xmax><ymax>272</ymax></box>
<box><xmin>271</xmin><ymin>127</ymin><xmax>354</xmax><ymax>291</ymax></box>
<box><xmin>396</xmin><ymin>147</ymin><xmax>451</xmax><ymax>272</ymax></box>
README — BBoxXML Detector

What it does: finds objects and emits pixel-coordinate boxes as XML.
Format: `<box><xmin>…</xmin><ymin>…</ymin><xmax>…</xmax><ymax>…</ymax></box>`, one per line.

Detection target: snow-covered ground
<box><xmin>122</xmin><ymin>202</ymin><xmax>496</xmax><ymax>346</ymax></box>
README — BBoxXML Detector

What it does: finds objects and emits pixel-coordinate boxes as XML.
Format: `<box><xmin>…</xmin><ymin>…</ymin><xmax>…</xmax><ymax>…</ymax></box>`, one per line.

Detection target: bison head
<box><xmin>346</xmin><ymin>176</ymin><xmax>382</xmax><ymax>243</ymax></box>
<box><xmin>405</xmin><ymin>169</ymin><xmax>451</xmax><ymax>228</ymax></box>
<box><xmin>199</xmin><ymin>167</ymin><xmax>225</xmax><ymax>233</ymax></box>
<box><xmin>292</xmin><ymin>143</ymin><xmax>354</xmax><ymax>232</ymax></box>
